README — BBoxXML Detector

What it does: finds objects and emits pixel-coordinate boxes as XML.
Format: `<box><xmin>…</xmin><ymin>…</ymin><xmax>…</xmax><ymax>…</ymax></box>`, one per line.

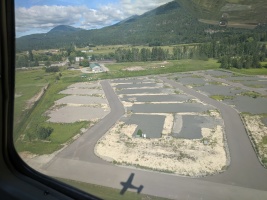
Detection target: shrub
<box><xmin>45</xmin><ymin>66</ymin><xmax>59</xmax><ymax>72</ymax></box>
<box><xmin>137</xmin><ymin>129</ymin><xmax>143</xmax><ymax>137</ymax></box>
<box><xmin>37</xmin><ymin>126</ymin><xmax>53</xmax><ymax>140</ymax></box>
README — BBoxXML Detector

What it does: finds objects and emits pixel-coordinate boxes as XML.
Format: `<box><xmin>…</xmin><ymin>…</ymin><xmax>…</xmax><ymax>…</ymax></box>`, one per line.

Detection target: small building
<box><xmin>75</xmin><ymin>57</ymin><xmax>84</xmax><ymax>62</ymax></box>
<box><xmin>90</xmin><ymin>63</ymin><xmax>103</xmax><ymax>73</ymax></box>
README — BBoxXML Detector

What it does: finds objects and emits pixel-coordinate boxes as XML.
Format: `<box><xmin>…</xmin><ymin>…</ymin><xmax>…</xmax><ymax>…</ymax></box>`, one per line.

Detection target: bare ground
<box><xmin>24</xmin><ymin>84</ymin><xmax>49</xmax><ymax>110</ymax></box>
<box><xmin>95</xmin><ymin>111</ymin><xmax>228</xmax><ymax>176</ymax></box>
<box><xmin>242</xmin><ymin>114</ymin><xmax>267</xmax><ymax>167</ymax></box>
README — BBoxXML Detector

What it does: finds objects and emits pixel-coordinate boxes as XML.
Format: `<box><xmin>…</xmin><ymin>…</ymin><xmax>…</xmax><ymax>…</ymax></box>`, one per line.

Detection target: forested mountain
<box><xmin>16</xmin><ymin>1</ymin><xmax>266</xmax><ymax>52</ymax></box>
<box><xmin>48</xmin><ymin>25</ymin><xmax>84</xmax><ymax>35</ymax></box>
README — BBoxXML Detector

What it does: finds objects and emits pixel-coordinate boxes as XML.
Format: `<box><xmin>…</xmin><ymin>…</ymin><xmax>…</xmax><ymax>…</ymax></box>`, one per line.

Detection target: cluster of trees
<box><xmin>15</xmin><ymin>46</ymin><xmax>91</xmax><ymax>68</ymax></box>
<box><xmin>113</xmin><ymin>32</ymin><xmax>267</xmax><ymax>70</ymax></box>
<box><xmin>79</xmin><ymin>59</ymin><xmax>90</xmax><ymax>67</ymax></box>
<box><xmin>115</xmin><ymin>47</ymin><xmax>169</xmax><ymax>62</ymax></box>
<box><xmin>198</xmin><ymin>34</ymin><xmax>267</xmax><ymax>69</ymax></box>
<box><xmin>16</xmin><ymin>49</ymin><xmax>66</xmax><ymax>68</ymax></box>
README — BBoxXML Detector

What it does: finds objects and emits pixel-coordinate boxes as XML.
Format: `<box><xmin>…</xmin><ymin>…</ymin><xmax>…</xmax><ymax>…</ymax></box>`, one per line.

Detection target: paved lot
<box><xmin>123</xmin><ymin>114</ymin><xmax>165</xmax><ymax>138</ymax></box>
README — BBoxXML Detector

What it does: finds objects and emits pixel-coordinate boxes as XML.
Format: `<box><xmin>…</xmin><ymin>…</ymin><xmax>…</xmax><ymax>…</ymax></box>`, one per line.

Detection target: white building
<box><xmin>75</xmin><ymin>57</ymin><xmax>84</xmax><ymax>62</ymax></box>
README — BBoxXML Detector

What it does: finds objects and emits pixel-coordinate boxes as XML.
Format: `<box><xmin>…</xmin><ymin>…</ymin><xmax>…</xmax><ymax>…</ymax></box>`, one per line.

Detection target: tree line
<box><xmin>199</xmin><ymin>33</ymin><xmax>267</xmax><ymax>69</ymax></box>
<box><xmin>113</xmin><ymin>32</ymin><xmax>267</xmax><ymax>69</ymax></box>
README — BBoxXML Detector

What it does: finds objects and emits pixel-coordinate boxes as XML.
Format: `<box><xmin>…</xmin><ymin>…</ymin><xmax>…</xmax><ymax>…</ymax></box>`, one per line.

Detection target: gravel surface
<box><xmin>114</xmin><ymin>83</ymin><xmax>162</xmax><ymax>89</ymax></box>
<box><xmin>117</xmin><ymin>88</ymin><xmax>173</xmax><ymax>95</ymax></box>
<box><xmin>55</xmin><ymin>95</ymin><xmax>108</xmax><ymax>105</ymax></box>
<box><xmin>47</xmin><ymin>81</ymin><xmax>109</xmax><ymax>123</ymax></box>
<box><xmin>48</xmin><ymin>106</ymin><xmax>109</xmax><ymax>123</ymax></box>
<box><xmin>59</xmin><ymin>88</ymin><xmax>104</xmax><ymax>95</ymax></box>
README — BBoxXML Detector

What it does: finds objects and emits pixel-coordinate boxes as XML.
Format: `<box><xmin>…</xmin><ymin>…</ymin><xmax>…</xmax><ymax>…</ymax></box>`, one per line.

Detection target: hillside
<box><xmin>48</xmin><ymin>25</ymin><xmax>84</xmax><ymax>34</ymax></box>
<box><xmin>15</xmin><ymin>0</ymin><xmax>266</xmax><ymax>51</ymax></box>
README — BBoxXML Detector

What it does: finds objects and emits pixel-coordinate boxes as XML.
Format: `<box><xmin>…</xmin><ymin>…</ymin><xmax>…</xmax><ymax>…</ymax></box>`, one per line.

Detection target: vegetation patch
<box><xmin>245</xmin><ymin>84</ymin><xmax>265</xmax><ymax>88</ymax></box>
<box><xmin>208</xmin><ymin>81</ymin><xmax>222</xmax><ymax>85</ymax></box>
<box><xmin>37</xmin><ymin>126</ymin><xmax>53</xmax><ymax>140</ymax></box>
<box><xmin>240</xmin><ymin>91</ymin><xmax>263</xmax><ymax>98</ymax></box>
<box><xmin>210</xmin><ymin>95</ymin><xmax>234</xmax><ymax>101</ymax></box>
<box><xmin>241</xmin><ymin>113</ymin><xmax>267</xmax><ymax>168</ymax></box>
<box><xmin>230</xmin><ymin>67</ymin><xmax>267</xmax><ymax>76</ymax></box>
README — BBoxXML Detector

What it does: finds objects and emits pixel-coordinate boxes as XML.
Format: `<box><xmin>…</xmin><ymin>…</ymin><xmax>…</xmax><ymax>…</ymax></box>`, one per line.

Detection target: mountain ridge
<box><xmin>48</xmin><ymin>25</ymin><xmax>84</xmax><ymax>34</ymax></box>
<box><xmin>16</xmin><ymin>0</ymin><xmax>263</xmax><ymax>51</ymax></box>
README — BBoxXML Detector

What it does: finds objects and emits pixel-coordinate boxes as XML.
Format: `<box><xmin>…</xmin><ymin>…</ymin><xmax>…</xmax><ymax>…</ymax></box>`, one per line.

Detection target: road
<box><xmin>44</xmin><ymin>78</ymin><xmax>267</xmax><ymax>199</ymax></box>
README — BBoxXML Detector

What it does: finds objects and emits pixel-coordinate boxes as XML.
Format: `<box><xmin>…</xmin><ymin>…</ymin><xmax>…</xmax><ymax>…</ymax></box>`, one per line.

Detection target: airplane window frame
<box><xmin>0</xmin><ymin>0</ymin><xmax>101</xmax><ymax>199</ymax></box>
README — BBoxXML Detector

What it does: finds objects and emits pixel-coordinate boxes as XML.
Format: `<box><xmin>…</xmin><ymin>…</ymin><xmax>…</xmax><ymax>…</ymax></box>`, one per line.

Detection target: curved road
<box><xmin>44</xmin><ymin>79</ymin><xmax>267</xmax><ymax>199</ymax></box>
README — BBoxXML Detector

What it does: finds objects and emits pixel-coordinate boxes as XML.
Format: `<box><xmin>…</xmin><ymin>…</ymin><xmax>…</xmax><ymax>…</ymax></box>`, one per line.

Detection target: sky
<box><xmin>15</xmin><ymin>0</ymin><xmax>173</xmax><ymax>37</ymax></box>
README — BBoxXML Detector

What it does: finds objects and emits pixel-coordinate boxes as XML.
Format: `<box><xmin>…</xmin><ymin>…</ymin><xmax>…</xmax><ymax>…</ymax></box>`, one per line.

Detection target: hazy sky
<box><xmin>15</xmin><ymin>0</ymin><xmax>173</xmax><ymax>37</ymax></box>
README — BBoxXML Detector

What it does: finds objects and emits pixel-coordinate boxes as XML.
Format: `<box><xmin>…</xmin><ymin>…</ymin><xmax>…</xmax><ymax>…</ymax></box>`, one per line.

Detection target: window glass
<box><xmin>14</xmin><ymin>0</ymin><xmax>267</xmax><ymax>199</ymax></box>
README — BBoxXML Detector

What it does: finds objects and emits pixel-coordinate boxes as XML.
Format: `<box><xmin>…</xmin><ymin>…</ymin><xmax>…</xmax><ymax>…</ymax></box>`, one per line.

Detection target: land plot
<box><xmin>238</xmin><ymin>80</ymin><xmax>267</xmax><ymax>88</ymax></box>
<box><xmin>55</xmin><ymin>96</ymin><xmax>108</xmax><ymax>105</ymax></box>
<box><xmin>96</xmin><ymin>76</ymin><xmax>228</xmax><ymax>176</ymax></box>
<box><xmin>111</xmin><ymin>78</ymin><xmax>154</xmax><ymax>84</ymax></box>
<box><xmin>114</xmin><ymin>83</ymin><xmax>162</xmax><ymax>89</ymax></box>
<box><xmin>96</xmin><ymin>122</ymin><xmax>227</xmax><ymax>176</ymax></box>
<box><xmin>48</xmin><ymin>106</ymin><xmax>109</xmax><ymax>123</ymax></box>
<box><xmin>117</xmin><ymin>88</ymin><xmax>174</xmax><ymax>95</ymax></box>
<box><xmin>67</xmin><ymin>82</ymin><xmax>100</xmax><ymax>89</ymax></box>
<box><xmin>121</xmin><ymin>94</ymin><xmax>191</xmax><ymax>102</ymax></box>
<box><xmin>226</xmin><ymin>76</ymin><xmax>260</xmax><ymax>81</ymax></box>
<box><xmin>203</xmin><ymin>70</ymin><xmax>232</xmax><ymax>77</ymax></box>
<box><xmin>172</xmin><ymin>115</ymin><xmax>220</xmax><ymax>139</ymax></box>
<box><xmin>59</xmin><ymin>88</ymin><xmax>104</xmax><ymax>95</ymax></box>
<box><xmin>130</xmin><ymin>103</ymin><xmax>212</xmax><ymax>113</ymax></box>
<box><xmin>194</xmin><ymin>85</ymin><xmax>243</xmax><ymax>96</ymax></box>
<box><xmin>225</xmin><ymin>96</ymin><xmax>267</xmax><ymax>114</ymax></box>
<box><xmin>175</xmin><ymin>77</ymin><xmax>207</xmax><ymax>86</ymax></box>
<box><xmin>123</xmin><ymin>114</ymin><xmax>165</xmax><ymax>138</ymax></box>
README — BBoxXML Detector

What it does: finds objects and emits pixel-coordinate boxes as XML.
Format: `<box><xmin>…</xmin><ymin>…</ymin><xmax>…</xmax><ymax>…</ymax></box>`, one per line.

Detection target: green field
<box><xmin>56</xmin><ymin>178</ymin><xmax>169</xmax><ymax>200</ymax></box>
<box><xmin>229</xmin><ymin>66</ymin><xmax>267</xmax><ymax>75</ymax></box>
<box><xmin>92</xmin><ymin>59</ymin><xmax>220</xmax><ymax>80</ymax></box>
<box><xmin>14</xmin><ymin>68</ymin><xmax>89</xmax><ymax>154</ymax></box>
